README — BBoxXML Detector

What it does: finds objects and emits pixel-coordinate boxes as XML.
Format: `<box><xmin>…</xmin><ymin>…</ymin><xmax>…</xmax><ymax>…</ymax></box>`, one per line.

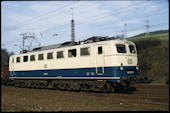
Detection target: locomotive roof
<box><xmin>31</xmin><ymin>39</ymin><xmax>134</xmax><ymax>52</ymax></box>
<box><xmin>10</xmin><ymin>39</ymin><xmax>135</xmax><ymax>57</ymax></box>
<box><xmin>32</xmin><ymin>41</ymin><xmax>78</xmax><ymax>52</ymax></box>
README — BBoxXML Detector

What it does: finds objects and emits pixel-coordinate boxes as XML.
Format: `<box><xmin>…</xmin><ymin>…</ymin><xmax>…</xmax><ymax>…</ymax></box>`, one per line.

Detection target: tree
<box><xmin>1</xmin><ymin>48</ymin><xmax>14</xmax><ymax>66</ymax></box>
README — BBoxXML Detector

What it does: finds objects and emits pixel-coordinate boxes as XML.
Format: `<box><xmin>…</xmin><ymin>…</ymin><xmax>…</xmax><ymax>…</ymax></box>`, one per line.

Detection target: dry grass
<box><xmin>128</xmin><ymin>33</ymin><xmax>169</xmax><ymax>41</ymax></box>
<box><xmin>130</xmin><ymin>33</ymin><xmax>169</xmax><ymax>84</ymax></box>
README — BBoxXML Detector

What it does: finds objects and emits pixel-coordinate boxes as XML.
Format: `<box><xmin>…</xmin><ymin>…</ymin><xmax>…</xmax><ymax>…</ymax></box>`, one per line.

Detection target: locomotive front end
<box><xmin>108</xmin><ymin>40</ymin><xmax>140</xmax><ymax>87</ymax></box>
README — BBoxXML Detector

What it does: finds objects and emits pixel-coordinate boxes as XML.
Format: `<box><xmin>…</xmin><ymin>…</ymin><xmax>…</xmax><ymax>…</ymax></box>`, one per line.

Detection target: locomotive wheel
<box><xmin>14</xmin><ymin>81</ymin><xmax>20</xmax><ymax>87</ymax></box>
<box><xmin>72</xmin><ymin>81</ymin><xmax>80</xmax><ymax>91</ymax></box>
<box><xmin>53</xmin><ymin>84</ymin><xmax>59</xmax><ymax>90</ymax></box>
<box><xmin>58</xmin><ymin>84</ymin><xmax>65</xmax><ymax>90</ymax></box>
<box><xmin>114</xmin><ymin>83</ymin><xmax>124</xmax><ymax>93</ymax></box>
<box><xmin>65</xmin><ymin>84</ymin><xmax>72</xmax><ymax>91</ymax></box>
<box><xmin>80</xmin><ymin>84</ymin><xmax>85</xmax><ymax>91</ymax></box>
<box><xmin>20</xmin><ymin>82</ymin><xmax>26</xmax><ymax>88</ymax></box>
<box><xmin>110</xmin><ymin>87</ymin><xmax>115</xmax><ymax>93</ymax></box>
<box><xmin>39</xmin><ymin>83</ymin><xmax>47</xmax><ymax>89</ymax></box>
<box><xmin>103</xmin><ymin>84</ymin><xmax>111</xmax><ymax>93</ymax></box>
<box><xmin>31</xmin><ymin>82</ymin><xmax>37</xmax><ymax>89</ymax></box>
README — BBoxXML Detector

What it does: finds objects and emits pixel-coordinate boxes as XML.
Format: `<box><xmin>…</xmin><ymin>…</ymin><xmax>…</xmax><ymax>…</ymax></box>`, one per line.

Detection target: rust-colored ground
<box><xmin>1</xmin><ymin>84</ymin><xmax>169</xmax><ymax>111</ymax></box>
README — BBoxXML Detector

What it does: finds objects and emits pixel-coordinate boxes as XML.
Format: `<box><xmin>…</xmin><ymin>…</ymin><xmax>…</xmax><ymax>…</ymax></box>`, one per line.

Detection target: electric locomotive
<box><xmin>9</xmin><ymin>36</ymin><xmax>140</xmax><ymax>92</ymax></box>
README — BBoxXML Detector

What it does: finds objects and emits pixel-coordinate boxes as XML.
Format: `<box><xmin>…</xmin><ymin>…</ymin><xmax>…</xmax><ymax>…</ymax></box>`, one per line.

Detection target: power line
<box><xmin>74</xmin><ymin>0</ymin><xmax>164</xmax><ymax>25</ymax></box>
<box><xmin>44</xmin><ymin>0</ymin><xmax>166</xmax><ymax>34</ymax></box>
<box><xmin>21</xmin><ymin>10</ymin><xmax>169</xmax><ymax>43</ymax></box>
<box><xmin>76</xmin><ymin>10</ymin><xmax>168</xmax><ymax>33</ymax></box>
<box><xmin>32</xmin><ymin>1</ymin><xmax>92</xmax><ymax>29</ymax></box>
<box><xmin>105</xmin><ymin>23</ymin><xmax>168</xmax><ymax>38</ymax></box>
<box><xmin>75</xmin><ymin>1</ymin><xmax>149</xmax><ymax>24</ymax></box>
<box><xmin>3</xmin><ymin>9</ymin><xmax>168</xmax><ymax>45</ymax></box>
<box><xmin>2</xmin><ymin>1</ymin><xmax>168</xmax><ymax>45</ymax></box>
<box><xmin>4</xmin><ymin>1</ymin><xmax>148</xmax><ymax>32</ymax></box>
<box><xmin>4</xmin><ymin>0</ymin><xmax>164</xmax><ymax>33</ymax></box>
<box><xmin>5</xmin><ymin>1</ymin><xmax>79</xmax><ymax>31</ymax></box>
<box><xmin>127</xmin><ymin>22</ymin><xmax>168</xmax><ymax>32</ymax></box>
<box><xmin>3</xmin><ymin>22</ymin><xmax>168</xmax><ymax>47</ymax></box>
<box><xmin>43</xmin><ymin>1</ymin><xmax>149</xmax><ymax>32</ymax></box>
<box><xmin>4</xmin><ymin>1</ymin><xmax>94</xmax><ymax>31</ymax></box>
<box><xmin>76</xmin><ymin>1</ymin><xmax>166</xmax><ymax>25</ymax></box>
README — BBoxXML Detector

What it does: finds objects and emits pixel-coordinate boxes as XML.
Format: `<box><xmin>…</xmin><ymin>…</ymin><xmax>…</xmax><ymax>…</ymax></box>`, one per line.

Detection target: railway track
<box><xmin>2</xmin><ymin>92</ymin><xmax>168</xmax><ymax>111</ymax></box>
<box><xmin>133</xmin><ymin>92</ymin><xmax>169</xmax><ymax>96</ymax></box>
<box><xmin>1</xmin><ymin>103</ymin><xmax>36</xmax><ymax>112</ymax></box>
<box><xmin>54</xmin><ymin>92</ymin><xmax>169</xmax><ymax>108</ymax></box>
<box><xmin>1</xmin><ymin>85</ymin><xmax>169</xmax><ymax>111</ymax></box>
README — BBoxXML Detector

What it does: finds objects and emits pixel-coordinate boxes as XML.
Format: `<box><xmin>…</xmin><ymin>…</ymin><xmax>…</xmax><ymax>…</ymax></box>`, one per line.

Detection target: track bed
<box><xmin>1</xmin><ymin>84</ymin><xmax>169</xmax><ymax>111</ymax></box>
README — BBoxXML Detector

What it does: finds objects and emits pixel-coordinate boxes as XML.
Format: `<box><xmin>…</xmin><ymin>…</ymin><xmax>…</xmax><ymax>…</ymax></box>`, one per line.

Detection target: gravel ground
<box><xmin>1</xmin><ymin>84</ymin><xmax>169</xmax><ymax>111</ymax></box>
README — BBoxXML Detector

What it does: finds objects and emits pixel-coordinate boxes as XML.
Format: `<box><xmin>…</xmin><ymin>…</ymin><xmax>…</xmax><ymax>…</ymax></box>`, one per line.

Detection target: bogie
<box><xmin>9</xmin><ymin>79</ymin><xmax>121</xmax><ymax>93</ymax></box>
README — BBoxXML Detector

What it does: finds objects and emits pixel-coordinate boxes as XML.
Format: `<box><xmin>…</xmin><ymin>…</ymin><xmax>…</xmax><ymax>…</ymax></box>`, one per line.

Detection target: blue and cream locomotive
<box><xmin>9</xmin><ymin>37</ymin><xmax>139</xmax><ymax>92</ymax></box>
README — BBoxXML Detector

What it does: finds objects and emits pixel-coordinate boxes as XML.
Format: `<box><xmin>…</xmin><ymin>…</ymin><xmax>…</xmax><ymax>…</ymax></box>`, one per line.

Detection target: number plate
<box><xmin>127</xmin><ymin>71</ymin><xmax>134</xmax><ymax>74</ymax></box>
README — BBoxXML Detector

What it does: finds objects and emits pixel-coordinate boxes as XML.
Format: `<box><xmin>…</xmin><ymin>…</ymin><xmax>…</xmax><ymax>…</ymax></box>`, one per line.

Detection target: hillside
<box><xmin>129</xmin><ymin>29</ymin><xmax>169</xmax><ymax>39</ymax></box>
<box><xmin>128</xmin><ymin>32</ymin><xmax>169</xmax><ymax>41</ymax></box>
<box><xmin>127</xmin><ymin>32</ymin><xmax>169</xmax><ymax>84</ymax></box>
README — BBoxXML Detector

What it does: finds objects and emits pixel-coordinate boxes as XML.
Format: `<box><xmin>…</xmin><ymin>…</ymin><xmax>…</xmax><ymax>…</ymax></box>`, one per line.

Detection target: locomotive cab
<box><xmin>107</xmin><ymin>40</ymin><xmax>139</xmax><ymax>86</ymax></box>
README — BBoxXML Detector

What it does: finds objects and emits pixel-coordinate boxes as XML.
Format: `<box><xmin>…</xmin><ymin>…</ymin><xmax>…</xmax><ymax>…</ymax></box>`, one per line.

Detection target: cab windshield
<box><xmin>129</xmin><ymin>45</ymin><xmax>136</xmax><ymax>54</ymax></box>
<box><xmin>116</xmin><ymin>44</ymin><xmax>126</xmax><ymax>53</ymax></box>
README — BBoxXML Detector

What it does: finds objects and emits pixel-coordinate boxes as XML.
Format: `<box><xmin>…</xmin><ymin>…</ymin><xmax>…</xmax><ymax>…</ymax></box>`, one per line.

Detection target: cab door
<box><xmin>94</xmin><ymin>45</ymin><xmax>105</xmax><ymax>75</ymax></box>
<box><xmin>10</xmin><ymin>57</ymin><xmax>15</xmax><ymax>76</ymax></box>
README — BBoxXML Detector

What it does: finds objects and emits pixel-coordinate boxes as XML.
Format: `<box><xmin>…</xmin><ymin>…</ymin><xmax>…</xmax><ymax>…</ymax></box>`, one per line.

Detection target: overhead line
<box><xmin>68</xmin><ymin>10</ymin><xmax>168</xmax><ymax>38</ymax></box>
<box><xmin>3</xmin><ymin>23</ymin><xmax>168</xmax><ymax>47</ymax></box>
<box><xmin>76</xmin><ymin>1</ymin><xmax>149</xmax><ymax>23</ymax></box>
<box><xmin>127</xmin><ymin>22</ymin><xmax>168</xmax><ymax>32</ymax></box>
<box><xmin>43</xmin><ymin>1</ymin><xmax>148</xmax><ymax>32</ymax></box>
<box><xmin>5</xmin><ymin>1</ymin><xmax>92</xmax><ymax>31</ymax></box>
<box><xmin>46</xmin><ymin>2</ymin><xmax>167</xmax><ymax>34</ymax></box>
<box><xmin>44</xmin><ymin>0</ymin><xmax>165</xmax><ymax>33</ymax></box>
<box><xmin>76</xmin><ymin>1</ymin><xmax>166</xmax><ymax>25</ymax></box>
<box><xmin>3</xmin><ymin>9</ymin><xmax>168</xmax><ymax>43</ymax></box>
<box><xmin>28</xmin><ymin>10</ymin><xmax>169</xmax><ymax>40</ymax></box>
<box><xmin>5</xmin><ymin>1</ymin><xmax>78</xmax><ymax>30</ymax></box>
<box><xmin>5</xmin><ymin>1</ymin><xmax>147</xmax><ymax>32</ymax></box>
<box><xmin>37</xmin><ymin>0</ymin><xmax>168</xmax><ymax>33</ymax></box>
<box><xmin>4</xmin><ymin>0</ymin><xmax>160</xmax><ymax>33</ymax></box>
<box><xmin>2</xmin><ymin>1</ymin><xmax>168</xmax><ymax>44</ymax></box>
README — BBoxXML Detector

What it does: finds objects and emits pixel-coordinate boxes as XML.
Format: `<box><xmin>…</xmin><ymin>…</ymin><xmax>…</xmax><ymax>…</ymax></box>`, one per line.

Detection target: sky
<box><xmin>1</xmin><ymin>0</ymin><xmax>169</xmax><ymax>55</ymax></box>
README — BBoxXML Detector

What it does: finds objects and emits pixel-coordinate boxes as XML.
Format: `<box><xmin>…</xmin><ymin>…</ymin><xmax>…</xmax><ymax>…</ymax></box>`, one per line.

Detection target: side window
<box><xmin>57</xmin><ymin>51</ymin><xmax>64</xmax><ymax>59</ymax></box>
<box><xmin>116</xmin><ymin>44</ymin><xmax>126</xmax><ymax>53</ymax></box>
<box><xmin>129</xmin><ymin>45</ymin><xmax>136</xmax><ymax>54</ymax></box>
<box><xmin>81</xmin><ymin>47</ymin><xmax>90</xmax><ymax>56</ymax></box>
<box><xmin>98</xmin><ymin>46</ymin><xmax>102</xmax><ymax>55</ymax></box>
<box><xmin>30</xmin><ymin>55</ymin><xmax>35</xmax><ymax>61</ymax></box>
<box><xmin>12</xmin><ymin>58</ymin><xmax>14</xmax><ymax>63</ymax></box>
<box><xmin>16</xmin><ymin>57</ymin><xmax>20</xmax><ymax>63</ymax></box>
<box><xmin>68</xmin><ymin>49</ymin><xmax>76</xmax><ymax>58</ymax></box>
<box><xmin>47</xmin><ymin>52</ymin><xmax>53</xmax><ymax>60</ymax></box>
<box><xmin>38</xmin><ymin>54</ymin><xmax>44</xmax><ymax>60</ymax></box>
<box><xmin>23</xmin><ymin>56</ymin><xmax>28</xmax><ymax>62</ymax></box>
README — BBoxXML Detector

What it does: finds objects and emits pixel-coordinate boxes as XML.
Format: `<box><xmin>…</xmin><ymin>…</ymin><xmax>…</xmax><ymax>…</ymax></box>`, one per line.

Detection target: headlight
<box><xmin>120</xmin><ymin>63</ymin><xmax>123</xmax><ymax>70</ymax></box>
<box><xmin>136</xmin><ymin>66</ymin><xmax>139</xmax><ymax>70</ymax></box>
<box><xmin>136</xmin><ymin>63</ymin><xmax>139</xmax><ymax>70</ymax></box>
<box><xmin>120</xmin><ymin>67</ymin><xmax>124</xmax><ymax>70</ymax></box>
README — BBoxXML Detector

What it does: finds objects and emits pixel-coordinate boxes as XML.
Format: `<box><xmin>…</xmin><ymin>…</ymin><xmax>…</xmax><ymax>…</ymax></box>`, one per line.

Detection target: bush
<box><xmin>134</xmin><ymin>38</ymin><xmax>161</xmax><ymax>50</ymax></box>
<box><xmin>133</xmin><ymin>38</ymin><xmax>169</xmax><ymax>84</ymax></box>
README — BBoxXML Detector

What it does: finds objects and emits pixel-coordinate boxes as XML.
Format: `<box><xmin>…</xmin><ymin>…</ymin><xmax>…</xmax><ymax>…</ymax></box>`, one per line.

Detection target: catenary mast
<box><xmin>71</xmin><ymin>8</ymin><xmax>75</xmax><ymax>42</ymax></box>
